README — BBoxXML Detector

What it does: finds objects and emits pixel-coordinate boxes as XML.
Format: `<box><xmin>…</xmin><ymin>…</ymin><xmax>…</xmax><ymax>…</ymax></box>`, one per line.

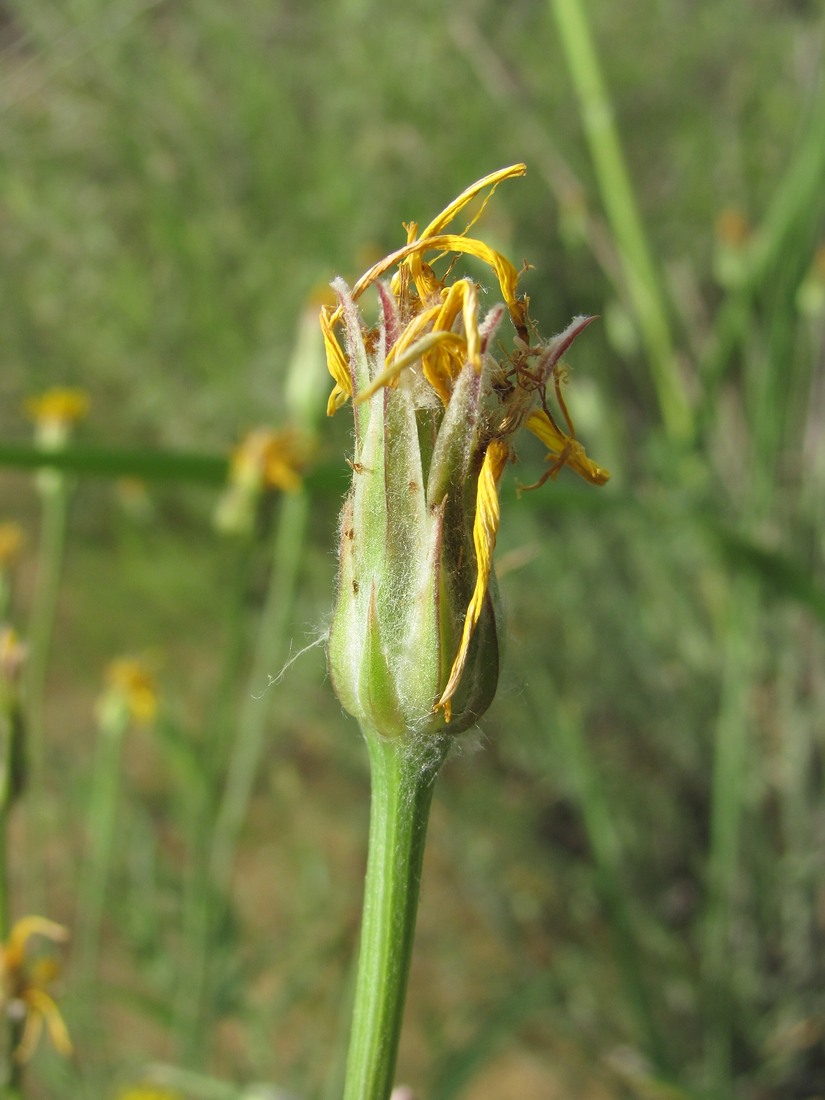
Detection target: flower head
<box><xmin>98</xmin><ymin>657</ymin><xmax>158</xmax><ymax>727</ymax></box>
<box><xmin>25</xmin><ymin>387</ymin><xmax>89</xmax><ymax>449</ymax></box>
<box><xmin>214</xmin><ymin>427</ymin><xmax>311</xmax><ymax>535</ymax></box>
<box><xmin>0</xmin><ymin>916</ymin><xmax>72</xmax><ymax>1062</ymax></box>
<box><xmin>323</xmin><ymin>166</ymin><xmax>609</xmax><ymax>734</ymax></box>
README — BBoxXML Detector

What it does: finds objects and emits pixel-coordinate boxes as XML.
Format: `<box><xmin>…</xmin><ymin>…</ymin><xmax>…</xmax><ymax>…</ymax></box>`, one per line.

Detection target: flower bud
<box><xmin>327</xmin><ymin>288</ymin><xmax>501</xmax><ymax>736</ymax></box>
<box><xmin>323</xmin><ymin>167</ymin><xmax>609</xmax><ymax>740</ymax></box>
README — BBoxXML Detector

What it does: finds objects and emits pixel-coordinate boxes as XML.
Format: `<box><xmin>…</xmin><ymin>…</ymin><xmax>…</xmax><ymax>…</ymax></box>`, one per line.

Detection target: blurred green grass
<box><xmin>1</xmin><ymin>0</ymin><xmax>824</xmax><ymax>1097</ymax></box>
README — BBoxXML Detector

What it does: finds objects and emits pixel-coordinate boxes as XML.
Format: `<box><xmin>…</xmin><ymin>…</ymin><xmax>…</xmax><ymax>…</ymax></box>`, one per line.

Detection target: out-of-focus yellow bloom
<box><xmin>25</xmin><ymin>387</ymin><xmax>90</xmax><ymax>449</ymax></box>
<box><xmin>0</xmin><ymin>627</ymin><xmax>26</xmax><ymax>687</ymax></box>
<box><xmin>116</xmin><ymin>1088</ymin><xmax>184</xmax><ymax>1100</ymax></box>
<box><xmin>0</xmin><ymin>524</ymin><xmax>24</xmax><ymax>570</ymax></box>
<box><xmin>214</xmin><ymin>427</ymin><xmax>311</xmax><ymax>535</ymax></box>
<box><xmin>323</xmin><ymin>166</ymin><xmax>609</xmax><ymax>730</ymax></box>
<box><xmin>229</xmin><ymin>427</ymin><xmax>308</xmax><ymax>494</ymax></box>
<box><xmin>0</xmin><ymin>916</ymin><xmax>72</xmax><ymax>1062</ymax></box>
<box><xmin>714</xmin><ymin>207</ymin><xmax>750</xmax><ymax>248</ymax></box>
<box><xmin>100</xmin><ymin>658</ymin><xmax>158</xmax><ymax>726</ymax></box>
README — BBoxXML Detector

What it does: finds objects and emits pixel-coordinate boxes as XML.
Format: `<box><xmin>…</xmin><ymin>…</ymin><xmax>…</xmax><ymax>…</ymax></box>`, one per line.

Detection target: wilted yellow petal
<box><xmin>525</xmin><ymin>410</ymin><xmax>610</xmax><ymax>486</ymax></box>
<box><xmin>13</xmin><ymin>1008</ymin><xmax>44</xmax><ymax>1064</ymax></box>
<box><xmin>355</xmin><ymin>331</ymin><xmax>462</xmax><ymax>405</ymax></box>
<box><xmin>22</xmin><ymin>988</ymin><xmax>73</xmax><ymax>1058</ymax></box>
<box><xmin>0</xmin><ymin>916</ymin><xmax>72</xmax><ymax>1063</ymax></box>
<box><xmin>321</xmin><ymin>304</ymin><xmax>353</xmax><ymax>414</ymax></box>
<box><xmin>436</xmin><ymin>438</ymin><xmax>510</xmax><ymax>718</ymax></box>
<box><xmin>417</xmin><ymin>164</ymin><xmax>527</xmax><ymax>241</ymax></box>
<box><xmin>4</xmin><ymin>916</ymin><xmax>68</xmax><ymax>972</ymax></box>
<box><xmin>389</xmin><ymin>301</ymin><xmax>460</xmax><ymax>404</ymax></box>
<box><xmin>350</xmin><ymin>233</ymin><xmax>524</xmax><ymax>332</ymax></box>
<box><xmin>433</xmin><ymin>279</ymin><xmax>481</xmax><ymax>372</ymax></box>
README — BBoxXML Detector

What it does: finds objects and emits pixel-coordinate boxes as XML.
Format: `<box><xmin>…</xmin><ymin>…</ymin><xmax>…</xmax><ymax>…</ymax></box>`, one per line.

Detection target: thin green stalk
<box><xmin>0</xmin><ymin>661</ymin><xmax>23</xmax><ymax>1095</ymax></box>
<box><xmin>178</xmin><ymin>488</ymin><xmax>311</xmax><ymax>1065</ymax></box>
<box><xmin>0</xmin><ymin>442</ymin><xmax>228</xmax><ymax>485</ymax></box>
<box><xmin>174</xmin><ymin>534</ymin><xmax>256</xmax><ymax>1057</ymax></box>
<box><xmin>550</xmin><ymin>0</ymin><xmax>692</xmax><ymax>442</ymax></box>
<box><xmin>210</xmin><ymin>298</ymin><xmax>327</xmax><ymax>891</ymax></box>
<box><xmin>344</xmin><ymin>731</ymin><xmax>450</xmax><ymax>1100</ymax></box>
<box><xmin>201</xmin><ymin>538</ymin><xmax>258</xmax><ymax>784</ymax></box>
<box><xmin>697</xmin><ymin>76</ymin><xmax>825</xmax><ymax>434</ymax></box>
<box><xmin>0</xmin><ymin>717</ymin><xmax>12</xmax><ymax>941</ymax></box>
<box><xmin>25</xmin><ymin>472</ymin><xmax>70</xmax><ymax>912</ymax></box>
<box><xmin>701</xmin><ymin>249</ymin><xmax>781</xmax><ymax>1088</ymax></box>
<box><xmin>208</xmin><ymin>488</ymin><xmax>311</xmax><ymax>890</ymax></box>
<box><xmin>0</xmin><ymin>724</ymin><xmax>12</xmax><ymax>1091</ymax></box>
<box><xmin>73</xmin><ymin>706</ymin><xmax>129</xmax><ymax>986</ymax></box>
<box><xmin>182</xmin><ymin>302</ymin><xmax>327</xmax><ymax>1063</ymax></box>
<box><xmin>700</xmin><ymin>577</ymin><xmax>761</xmax><ymax>1091</ymax></box>
<box><xmin>526</xmin><ymin>684</ymin><xmax>669</xmax><ymax>1074</ymax></box>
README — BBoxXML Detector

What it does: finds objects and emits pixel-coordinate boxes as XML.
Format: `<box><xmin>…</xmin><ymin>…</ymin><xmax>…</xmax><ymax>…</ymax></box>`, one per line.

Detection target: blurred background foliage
<box><xmin>1</xmin><ymin>0</ymin><xmax>824</xmax><ymax>1097</ymax></box>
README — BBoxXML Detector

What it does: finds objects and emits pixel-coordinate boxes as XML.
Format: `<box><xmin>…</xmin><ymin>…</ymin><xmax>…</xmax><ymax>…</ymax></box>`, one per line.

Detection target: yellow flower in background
<box><xmin>0</xmin><ymin>523</ymin><xmax>24</xmax><ymax>570</ymax></box>
<box><xmin>100</xmin><ymin>657</ymin><xmax>158</xmax><ymax>727</ymax></box>
<box><xmin>116</xmin><ymin>1088</ymin><xmax>184</xmax><ymax>1100</ymax></box>
<box><xmin>214</xmin><ymin>427</ymin><xmax>312</xmax><ymax>535</ymax></box>
<box><xmin>323</xmin><ymin>165</ymin><xmax>609</xmax><ymax>733</ymax></box>
<box><xmin>25</xmin><ymin>387</ymin><xmax>90</xmax><ymax>449</ymax></box>
<box><xmin>0</xmin><ymin>916</ymin><xmax>72</xmax><ymax>1063</ymax></box>
<box><xmin>229</xmin><ymin>427</ymin><xmax>308</xmax><ymax>494</ymax></box>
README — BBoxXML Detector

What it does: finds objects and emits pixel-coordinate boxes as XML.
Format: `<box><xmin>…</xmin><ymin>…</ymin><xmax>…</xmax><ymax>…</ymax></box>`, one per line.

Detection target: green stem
<box><xmin>344</xmin><ymin>730</ymin><xmax>450</xmax><ymax>1100</ymax></box>
<box><xmin>25</xmin><ymin>471</ymin><xmax>70</xmax><ymax>912</ymax></box>
<box><xmin>175</xmin><ymin>537</ymin><xmax>255</xmax><ymax>1060</ymax></box>
<box><xmin>180</xmin><ymin>490</ymin><xmax>310</xmax><ymax>1065</ymax></box>
<box><xmin>209</xmin><ymin>488</ymin><xmax>311</xmax><ymax>890</ymax></box>
<box><xmin>701</xmin><ymin>578</ymin><xmax>760</xmax><ymax>1091</ymax></box>
<box><xmin>550</xmin><ymin>0</ymin><xmax>692</xmax><ymax>442</ymax></box>
<box><xmin>0</xmin><ymin>685</ymin><xmax>23</xmax><ymax>1096</ymax></box>
<box><xmin>0</xmin><ymin>716</ymin><xmax>12</xmax><ymax>942</ymax></box>
<box><xmin>527</xmin><ymin>686</ymin><xmax>669</xmax><ymax>1074</ymax></box>
<box><xmin>73</xmin><ymin>707</ymin><xmax>128</xmax><ymax>987</ymax></box>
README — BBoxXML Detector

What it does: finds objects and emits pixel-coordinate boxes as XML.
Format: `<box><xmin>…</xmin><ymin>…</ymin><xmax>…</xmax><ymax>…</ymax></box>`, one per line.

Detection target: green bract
<box><xmin>327</xmin><ymin>280</ymin><xmax>500</xmax><ymax>738</ymax></box>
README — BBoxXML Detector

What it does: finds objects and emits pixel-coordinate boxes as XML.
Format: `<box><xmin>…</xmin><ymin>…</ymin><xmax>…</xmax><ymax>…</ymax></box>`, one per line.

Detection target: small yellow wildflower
<box><xmin>324</xmin><ymin>165</ymin><xmax>609</xmax><ymax>733</ymax></box>
<box><xmin>100</xmin><ymin>658</ymin><xmax>158</xmax><ymax>726</ymax></box>
<box><xmin>116</xmin><ymin>1088</ymin><xmax>184</xmax><ymax>1100</ymax></box>
<box><xmin>214</xmin><ymin>427</ymin><xmax>311</xmax><ymax>534</ymax></box>
<box><xmin>0</xmin><ymin>523</ymin><xmax>24</xmax><ymax>571</ymax></box>
<box><xmin>229</xmin><ymin>427</ymin><xmax>308</xmax><ymax>494</ymax></box>
<box><xmin>0</xmin><ymin>916</ymin><xmax>72</xmax><ymax>1062</ymax></box>
<box><xmin>25</xmin><ymin>387</ymin><xmax>90</xmax><ymax>449</ymax></box>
